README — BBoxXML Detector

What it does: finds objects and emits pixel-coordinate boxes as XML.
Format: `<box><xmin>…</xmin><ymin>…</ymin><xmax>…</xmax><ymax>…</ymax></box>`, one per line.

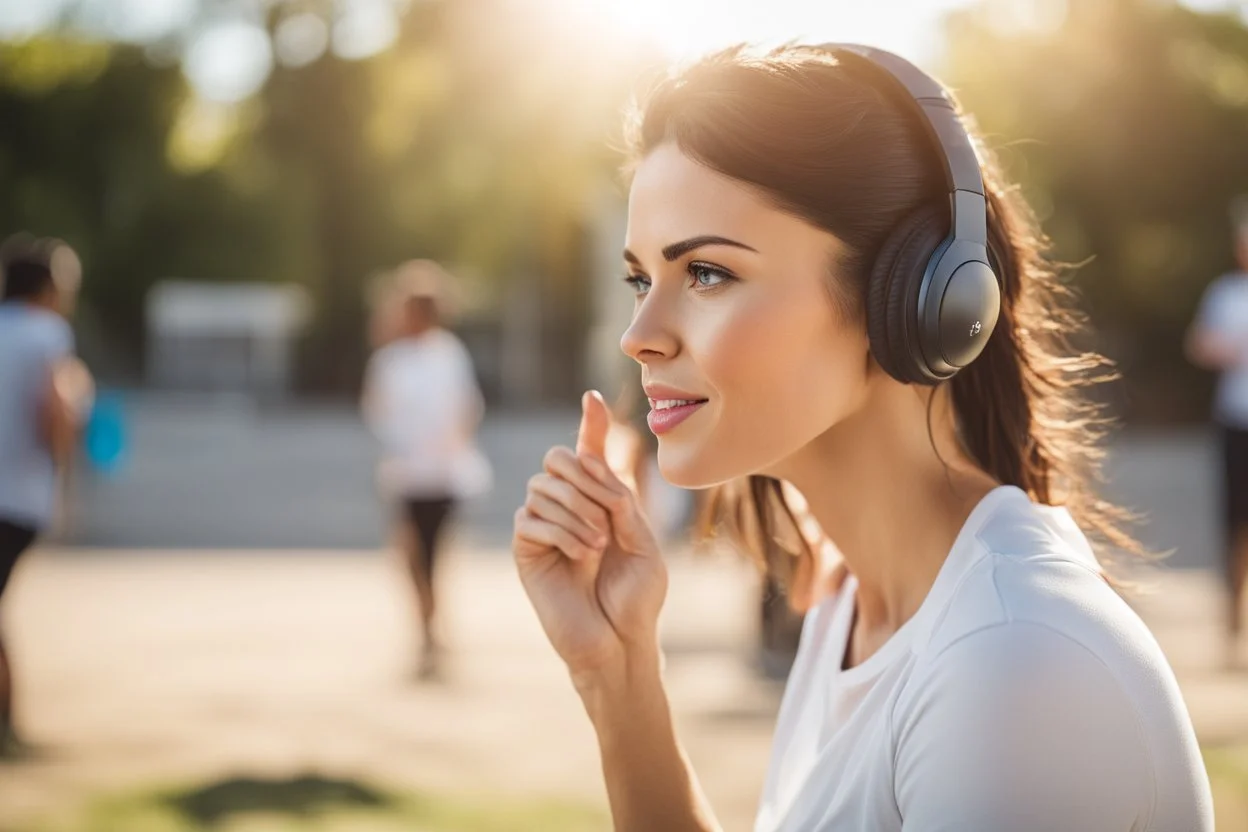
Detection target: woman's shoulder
<box><xmin>421</xmin><ymin>328</ymin><xmax>474</xmax><ymax>365</ymax></box>
<box><xmin>893</xmin><ymin>600</ymin><xmax>1207</xmax><ymax>832</ymax></box>
<box><xmin>936</xmin><ymin>518</ymin><xmax>1127</xmax><ymax>639</ymax></box>
<box><xmin>903</xmin><ymin>498</ymin><xmax>1197</xmax><ymax>776</ymax></box>
<box><xmin>922</xmin><ymin>556</ymin><xmax>1157</xmax><ymax>688</ymax></box>
<box><xmin>896</xmin><ymin>552</ymin><xmax>1209</xmax><ymax>830</ymax></box>
<box><xmin>919</xmin><ymin>491</ymin><xmax>1170</xmax><ymax>704</ymax></box>
<box><xmin>373</xmin><ymin>330</ymin><xmax>463</xmax><ymax>362</ymax></box>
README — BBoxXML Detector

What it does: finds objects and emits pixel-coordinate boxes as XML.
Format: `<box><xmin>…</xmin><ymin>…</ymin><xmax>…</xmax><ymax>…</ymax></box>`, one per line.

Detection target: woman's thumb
<box><xmin>576</xmin><ymin>390</ymin><xmax>610</xmax><ymax>460</ymax></box>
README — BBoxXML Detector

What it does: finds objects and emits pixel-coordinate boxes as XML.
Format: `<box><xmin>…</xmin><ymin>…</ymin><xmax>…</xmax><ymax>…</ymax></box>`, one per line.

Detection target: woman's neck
<box><xmin>402</xmin><ymin>323</ymin><xmax>439</xmax><ymax>341</ymax></box>
<box><xmin>773</xmin><ymin>382</ymin><xmax>998</xmax><ymax>655</ymax></box>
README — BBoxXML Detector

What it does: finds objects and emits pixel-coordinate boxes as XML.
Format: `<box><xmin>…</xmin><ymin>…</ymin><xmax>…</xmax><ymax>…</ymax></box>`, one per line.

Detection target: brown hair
<box><xmin>625</xmin><ymin>45</ymin><xmax>1143</xmax><ymax>600</ymax></box>
<box><xmin>1</xmin><ymin>233</ymin><xmax>61</xmax><ymax>303</ymax></box>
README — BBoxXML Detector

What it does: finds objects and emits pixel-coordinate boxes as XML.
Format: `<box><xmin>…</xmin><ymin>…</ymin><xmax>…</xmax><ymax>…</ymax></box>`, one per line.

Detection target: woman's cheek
<box><xmin>705</xmin><ymin>295</ymin><xmax>866</xmax><ymax>449</ymax></box>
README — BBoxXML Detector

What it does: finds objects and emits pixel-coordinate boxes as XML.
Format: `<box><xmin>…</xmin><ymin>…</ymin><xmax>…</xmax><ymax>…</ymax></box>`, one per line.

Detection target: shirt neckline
<box><xmin>831</xmin><ymin>484</ymin><xmax>1028</xmax><ymax>685</ymax></box>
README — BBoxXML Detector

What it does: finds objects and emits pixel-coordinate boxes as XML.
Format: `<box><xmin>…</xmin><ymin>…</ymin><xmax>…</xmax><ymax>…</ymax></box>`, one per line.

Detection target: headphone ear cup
<box><xmin>866</xmin><ymin>204</ymin><xmax>950</xmax><ymax>384</ymax></box>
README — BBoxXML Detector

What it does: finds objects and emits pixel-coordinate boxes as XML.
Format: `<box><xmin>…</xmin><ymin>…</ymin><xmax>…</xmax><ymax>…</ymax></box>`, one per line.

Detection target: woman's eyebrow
<box><xmin>623</xmin><ymin>235</ymin><xmax>759</xmax><ymax>266</ymax></box>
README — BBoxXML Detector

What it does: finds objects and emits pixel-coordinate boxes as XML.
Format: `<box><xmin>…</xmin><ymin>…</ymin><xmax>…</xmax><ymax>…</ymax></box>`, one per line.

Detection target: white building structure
<box><xmin>146</xmin><ymin>281</ymin><xmax>310</xmax><ymax>398</ymax></box>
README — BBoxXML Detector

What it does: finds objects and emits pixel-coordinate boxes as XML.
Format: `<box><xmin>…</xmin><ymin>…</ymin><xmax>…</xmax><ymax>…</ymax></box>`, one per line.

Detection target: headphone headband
<box><xmin>817</xmin><ymin>42</ymin><xmax>1001</xmax><ymax>385</ymax></box>
<box><xmin>820</xmin><ymin>43</ymin><xmax>987</xmax><ymax>247</ymax></box>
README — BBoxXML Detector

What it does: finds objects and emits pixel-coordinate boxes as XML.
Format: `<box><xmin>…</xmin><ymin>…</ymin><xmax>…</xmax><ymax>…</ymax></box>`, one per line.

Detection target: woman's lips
<box><xmin>646</xmin><ymin>399</ymin><xmax>707</xmax><ymax>435</ymax></box>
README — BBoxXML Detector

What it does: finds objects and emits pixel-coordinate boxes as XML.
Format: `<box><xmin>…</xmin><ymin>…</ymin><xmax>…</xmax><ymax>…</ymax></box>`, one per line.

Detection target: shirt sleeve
<box><xmin>894</xmin><ymin>621</ymin><xmax>1155</xmax><ymax>832</ymax></box>
<box><xmin>1193</xmin><ymin>278</ymin><xmax>1230</xmax><ymax>337</ymax></box>
<box><xmin>40</xmin><ymin>315</ymin><xmax>74</xmax><ymax>365</ymax></box>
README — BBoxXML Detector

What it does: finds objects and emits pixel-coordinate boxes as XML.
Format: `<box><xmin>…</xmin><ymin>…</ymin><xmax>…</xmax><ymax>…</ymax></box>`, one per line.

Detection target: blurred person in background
<box><xmin>512</xmin><ymin>45</ymin><xmax>1212</xmax><ymax>830</ymax></box>
<box><xmin>1186</xmin><ymin>198</ymin><xmax>1248</xmax><ymax>670</ymax></box>
<box><xmin>0</xmin><ymin>234</ymin><xmax>92</xmax><ymax>757</ymax></box>
<box><xmin>362</xmin><ymin>260</ymin><xmax>491</xmax><ymax>680</ymax></box>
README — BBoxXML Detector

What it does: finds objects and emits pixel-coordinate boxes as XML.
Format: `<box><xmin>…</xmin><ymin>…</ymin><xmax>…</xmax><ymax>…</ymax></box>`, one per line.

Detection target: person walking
<box><xmin>1186</xmin><ymin>198</ymin><xmax>1248</xmax><ymax>669</ymax></box>
<box><xmin>363</xmin><ymin>261</ymin><xmax>491</xmax><ymax>680</ymax></box>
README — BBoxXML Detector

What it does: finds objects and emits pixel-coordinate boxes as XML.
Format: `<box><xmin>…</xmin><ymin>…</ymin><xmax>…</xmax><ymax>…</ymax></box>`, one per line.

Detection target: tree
<box><xmin>943</xmin><ymin>0</ymin><xmax>1248</xmax><ymax>422</ymax></box>
<box><xmin>0</xmin><ymin>37</ymin><xmax>298</xmax><ymax>376</ymax></box>
<box><xmin>1</xmin><ymin>1</ymin><xmax>659</xmax><ymax>395</ymax></box>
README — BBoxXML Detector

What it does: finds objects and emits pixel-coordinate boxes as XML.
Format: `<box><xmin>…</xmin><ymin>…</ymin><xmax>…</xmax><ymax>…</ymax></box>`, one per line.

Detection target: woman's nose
<box><xmin>620</xmin><ymin>296</ymin><xmax>680</xmax><ymax>364</ymax></box>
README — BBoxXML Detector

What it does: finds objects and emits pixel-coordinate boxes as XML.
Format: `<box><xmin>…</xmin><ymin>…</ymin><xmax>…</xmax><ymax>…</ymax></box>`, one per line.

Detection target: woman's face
<box><xmin>622</xmin><ymin>143</ymin><xmax>873</xmax><ymax>488</ymax></box>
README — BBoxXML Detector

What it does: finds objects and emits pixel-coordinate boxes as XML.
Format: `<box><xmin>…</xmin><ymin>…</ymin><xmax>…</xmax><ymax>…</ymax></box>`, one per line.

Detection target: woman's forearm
<box><xmin>1187</xmin><ymin>328</ymin><xmax>1248</xmax><ymax>370</ymax></box>
<box><xmin>575</xmin><ymin>648</ymin><xmax>721</xmax><ymax>832</ymax></box>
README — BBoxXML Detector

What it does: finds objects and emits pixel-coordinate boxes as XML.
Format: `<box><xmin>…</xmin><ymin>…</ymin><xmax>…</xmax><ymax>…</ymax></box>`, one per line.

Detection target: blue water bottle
<box><xmin>83</xmin><ymin>390</ymin><xmax>128</xmax><ymax>475</ymax></box>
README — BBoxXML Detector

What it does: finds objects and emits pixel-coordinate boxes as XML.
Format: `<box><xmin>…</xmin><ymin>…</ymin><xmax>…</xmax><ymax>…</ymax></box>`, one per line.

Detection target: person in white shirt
<box><xmin>362</xmin><ymin>262</ymin><xmax>490</xmax><ymax>679</ymax></box>
<box><xmin>1187</xmin><ymin>204</ymin><xmax>1248</xmax><ymax>668</ymax></box>
<box><xmin>0</xmin><ymin>234</ymin><xmax>91</xmax><ymax>757</ymax></box>
<box><xmin>510</xmin><ymin>44</ymin><xmax>1213</xmax><ymax>831</ymax></box>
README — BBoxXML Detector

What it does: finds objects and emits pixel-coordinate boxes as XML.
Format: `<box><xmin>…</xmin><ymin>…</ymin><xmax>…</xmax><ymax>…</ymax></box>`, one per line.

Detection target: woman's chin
<box><xmin>655</xmin><ymin>444</ymin><xmax>734</xmax><ymax>490</ymax></box>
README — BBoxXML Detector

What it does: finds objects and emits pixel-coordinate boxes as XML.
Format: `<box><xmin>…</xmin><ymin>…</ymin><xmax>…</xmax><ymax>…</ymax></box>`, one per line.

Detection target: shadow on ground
<box><xmin>18</xmin><ymin>771</ymin><xmax>606</xmax><ymax>832</ymax></box>
<box><xmin>163</xmin><ymin>774</ymin><xmax>388</xmax><ymax>826</ymax></box>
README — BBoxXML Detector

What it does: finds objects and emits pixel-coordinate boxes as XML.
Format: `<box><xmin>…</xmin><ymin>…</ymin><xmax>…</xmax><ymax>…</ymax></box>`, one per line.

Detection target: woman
<box><xmin>363</xmin><ymin>261</ymin><xmax>491</xmax><ymax>679</ymax></box>
<box><xmin>512</xmin><ymin>45</ymin><xmax>1213</xmax><ymax>830</ymax></box>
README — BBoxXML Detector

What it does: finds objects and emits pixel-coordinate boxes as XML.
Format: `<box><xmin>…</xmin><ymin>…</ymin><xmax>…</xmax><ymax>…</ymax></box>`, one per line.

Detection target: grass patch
<box><xmin>17</xmin><ymin>773</ymin><xmax>607</xmax><ymax>832</ymax></box>
<box><xmin>23</xmin><ymin>747</ymin><xmax>1246</xmax><ymax>831</ymax></box>
<box><xmin>1205</xmin><ymin>745</ymin><xmax>1248</xmax><ymax>831</ymax></box>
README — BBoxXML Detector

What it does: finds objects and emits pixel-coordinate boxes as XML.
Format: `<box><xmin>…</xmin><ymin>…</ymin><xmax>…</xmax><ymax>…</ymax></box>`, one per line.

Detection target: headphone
<box><xmin>820</xmin><ymin>44</ymin><xmax>1001</xmax><ymax>386</ymax></box>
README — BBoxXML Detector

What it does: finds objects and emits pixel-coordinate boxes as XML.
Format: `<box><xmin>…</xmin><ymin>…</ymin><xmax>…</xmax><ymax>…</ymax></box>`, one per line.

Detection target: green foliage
<box><xmin>944</xmin><ymin>0</ymin><xmax>1248</xmax><ymax>421</ymax></box>
<box><xmin>0</xmin><ymin>37</ymin><xmax>300</xmax><ymax>375</ymax></box>
<box><xmin>0</xmin><ymin>1</ymin><xmax>656</xmax><ymax>392</ymax></box>
<box><xmin>1204</xmin><ymin>744</ymin><xmax>1248</xmax><ymax>830</ymax></box>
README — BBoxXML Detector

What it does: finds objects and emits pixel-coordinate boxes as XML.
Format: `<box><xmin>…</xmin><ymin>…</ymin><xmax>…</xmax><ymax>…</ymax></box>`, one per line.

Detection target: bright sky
<box><xmin>597</xmin><ymin>0</ymin><xmax>973</xmax><ymax>65</ymax></box>
<box><xmin>0</xmin><ymin>0</ymin><xmax>1245</xmax><ymax>101</ymax></box>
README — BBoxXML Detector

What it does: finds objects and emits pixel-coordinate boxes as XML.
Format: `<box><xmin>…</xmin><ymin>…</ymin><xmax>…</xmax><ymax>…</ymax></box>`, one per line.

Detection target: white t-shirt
<box><xmin>755</xmin><ymin>485</ymin><xmax>1213</xmax><ymax>832</ymax></box>
<box><xmin>362</xmin><ymin>329</ymin><xmax>491</xmax><ymax>500</ymax></box>
<box><xmin>0</xmin><ymin>304</ymin><xmax>74</xmax><ymax>529</ymax></box>
<box><xmin>1194</xmin><ymin>272</ymin><xmax>1248</xmax><ymax>427</ymax></box>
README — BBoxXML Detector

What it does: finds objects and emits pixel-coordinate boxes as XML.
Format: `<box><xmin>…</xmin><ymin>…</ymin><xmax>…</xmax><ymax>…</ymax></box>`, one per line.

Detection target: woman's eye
<box><xmin>623</xmin><ymin>274</ymin><xmax>651</xmax><ymax>295</ymax></box>
<box><xmin>689</xmin><ymin>263</ymin><xmax>733</xmax><ymax>289</ymax></box>
<box><xmin>625</xmin><ymin>264</ymin><xmax>732</xmax><ymax>296</ymax></box>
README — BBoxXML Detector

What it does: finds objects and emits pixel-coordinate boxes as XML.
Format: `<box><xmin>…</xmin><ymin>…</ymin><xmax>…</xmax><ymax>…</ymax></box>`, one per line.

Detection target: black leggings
<box><xmin>1223</xmin><ymin>426</ymin><xmax>1248</xmax><ymax>575</ymax></box>
<box><xmin>0</xmin><ymin>520</ymin><xmax>37</xmax><ymax>601</ymax></box>
<box><xmin>401</xmin><ymin>498</ymin><xmax>455</xmax><ymax>580</ymax></box>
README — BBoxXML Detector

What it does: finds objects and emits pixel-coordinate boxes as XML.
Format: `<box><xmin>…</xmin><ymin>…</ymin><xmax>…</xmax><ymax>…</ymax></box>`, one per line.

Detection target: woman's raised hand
<box><xmin>513</xmin><ymin>391</ymin><xmax>668</xmax><ymax>681</ymax></box>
